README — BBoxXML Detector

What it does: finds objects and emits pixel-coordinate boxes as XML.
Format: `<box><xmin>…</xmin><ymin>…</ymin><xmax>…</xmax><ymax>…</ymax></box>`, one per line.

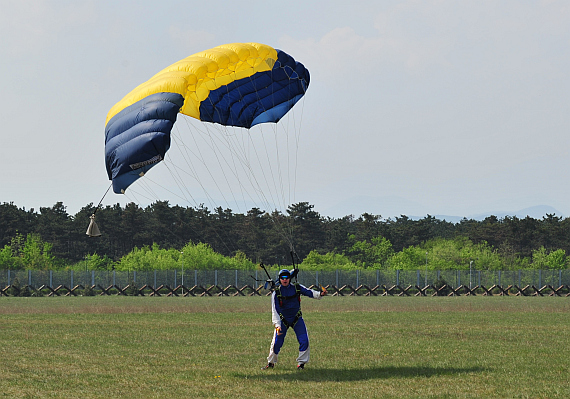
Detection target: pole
<box><xmin>470</xmin><ymin>260</ymin><xmax>473</xmax><ymax>289</ymax></box>
<box><xmin>425</xmin><ymin>252</ymin><xmax>428</xmax><ymax>287</ymax></box>
<box><xmin>180</xmin><ymin>251</ymin><xmax>184</xmax><ymax>295</ymax></box>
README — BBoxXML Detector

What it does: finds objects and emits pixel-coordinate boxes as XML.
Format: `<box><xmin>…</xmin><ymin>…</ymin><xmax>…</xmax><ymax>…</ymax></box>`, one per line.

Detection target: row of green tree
<box><xmin>1</xmin><ymin>231</ymin><xmax>567</xmax><ymax>271</ymax></box>
<box><xmin>1</xmin><ymin>200</ymin><xmax>570</xmax><ymax>269</ymax></box>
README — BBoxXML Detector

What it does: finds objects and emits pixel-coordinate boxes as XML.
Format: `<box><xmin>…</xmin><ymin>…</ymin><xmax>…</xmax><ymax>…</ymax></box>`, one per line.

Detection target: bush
<box><xmin>82</xmin><ymin>285</ymin><xmax>95</xmax><ymax>296</ymax></box>
<box><xmin>19</xmin><ymin>285</ymin><xmax>32</xmax><ymax>297</ymax></box>
<box><xmin>433</xmin><ymin>277</ymin><xmax>451</xmax><ymax>296</ymax></box>
<box><xmin>301</xmin><ymin>250</ymin><xmax>358</xmax><ymax>271</ymax></box>
<box><xmin>124</xmin><ymin>281</ymin><xmax>139</xmax><ymax>296</ymax></box>
<box><xmin>9</xmin><ymin>276</ymin><xmax>21</xmax><ymax>296</ymax></box>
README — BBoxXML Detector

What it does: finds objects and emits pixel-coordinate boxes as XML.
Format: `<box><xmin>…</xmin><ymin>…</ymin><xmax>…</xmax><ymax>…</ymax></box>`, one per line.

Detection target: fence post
<box><xmin>92</xmin><ymin>271</ymin><xmax>95</xmax><ymax>287</ymax></box>
<box><xmin>134</xmin><ymin>270</ymin><xmax>137</xmax><ymax>284</ymax></box>
<box><xmin>498</xmin><ymin>270</ymin><xmax>501</xmax><ymax>287</ymax></box>
<box><xmin>215</xmin><ymin>270</ymin><xmax>218</xmax><ymax>286</ymax></box>
<box><xmin>154</xmin><ymin>270</ymin><xmax>157</xmax><ymax>289</ymax></box>
<box><xmin>560</xmin><ymin>269</ymin><xmax>562</xmax><ymax>287</ymax></box>
<box><xmin>336</xmin><ymin>269</ymin><xmax>339</xmax><ymax>288</ymax></box>
<box><xmin>377</xmin><ymin>270</ymin><xmax>379</xmax><ymax>286</ymax></box>
<box><xmin>458</xmin><ymin>270</ymin><xmax>461</xmax><ymax>286</ymax></box>
<box><xmin>29</xmin><ymin>270</ymin><xmax>32</xmax><ymax>287</ymax></box>
<box><xmin>235</xmin><ymin>270</ymin><xmax>238</xmax><ymax>287</ymax></box>
<box><xmin>71</xmin><ymin>270</ymin><xmax>74</xmax><ymax>288</ymax></box>
<box><xmin>50</xmin><ymin>270</ymin><xmax>53</xmax><ymax>288</ymax></box>
<box><xmin>8</xmin><ymin>270</ymin><xmax>10</xmax><ymax>286</ymax></box>
<box><xmin>356</xmin><ymin>269</ymin><xmax>360</xmax><ymax>287</ymax></box>
<box><xmin>539</xmin><ymin>270</ymin><xmax>542</xmax><ymax>288</ymax></box>
<box><xmin>417</xmin><ymin>270</ymin><xmax>420</xmax><ymax>287</ymax></box>
<box><xmin>195</xmin><ymin>270</ymin><xmax>198</xmax><ymax>287</ymax></box>
<box><xmin>316</xmin><ymin>270</ymin><xmax>319</xmax><ymax>287</ymax></box>
<box><xmin>396</xmin><ymin>269</ymin><xmax>399</xmax><ymax>286</ymax></box>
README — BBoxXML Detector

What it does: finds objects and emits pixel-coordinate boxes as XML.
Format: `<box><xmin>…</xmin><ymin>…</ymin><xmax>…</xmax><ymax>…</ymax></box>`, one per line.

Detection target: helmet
<box><xmin>278</xmin><ymin>269</ymin><xmax>291</xmax><ymax>279</ymax></box>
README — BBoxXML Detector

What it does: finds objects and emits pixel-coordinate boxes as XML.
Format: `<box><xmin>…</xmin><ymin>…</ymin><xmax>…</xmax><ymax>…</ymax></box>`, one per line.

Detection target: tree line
<box><xmin>1</xmin><ymin>200</ymin><xmax>570</xmax><ymax>270</ymax></box>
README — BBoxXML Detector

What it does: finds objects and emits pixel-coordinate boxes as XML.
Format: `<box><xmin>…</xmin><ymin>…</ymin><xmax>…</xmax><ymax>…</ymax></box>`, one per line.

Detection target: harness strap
<box><xmin>277</xmin><ymin>283</ymin><xmax>301</xmax><ymax>307</ymax></box>
<box><xmin>276</xmin><ymin>283</ymin><xmax>303</xmax><ymax>328</ymax></box>
<box><xmin>279</xmin><ymin>310</ymin><xmax>303</xmax><ymax>329</ymax></box>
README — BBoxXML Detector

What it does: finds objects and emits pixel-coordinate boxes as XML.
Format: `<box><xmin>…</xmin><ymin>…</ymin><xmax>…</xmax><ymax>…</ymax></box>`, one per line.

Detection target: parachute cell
<box><xmin>105</xmin><ymin>43</ymin><xmax>310</xmax><ymax>194</ymax></box>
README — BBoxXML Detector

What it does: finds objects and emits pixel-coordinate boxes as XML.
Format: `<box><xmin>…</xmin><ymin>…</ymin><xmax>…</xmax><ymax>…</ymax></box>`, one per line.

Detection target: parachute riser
<box><xmin>250</xmin><ymin>262</ymin><xmax>276</xmax><ymax>290</ymax></box>
<box><xmin>289</xmin><ymin>250</ymin><xmax>300</xmax><ymax>283</ymax></box>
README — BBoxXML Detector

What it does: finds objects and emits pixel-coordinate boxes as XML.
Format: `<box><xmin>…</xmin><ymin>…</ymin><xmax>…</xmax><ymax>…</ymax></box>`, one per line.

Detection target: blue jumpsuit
<box><xmin>267</xmin><ymin>283</ymin><xmax>322</xmax><ymax>366</ymax></box>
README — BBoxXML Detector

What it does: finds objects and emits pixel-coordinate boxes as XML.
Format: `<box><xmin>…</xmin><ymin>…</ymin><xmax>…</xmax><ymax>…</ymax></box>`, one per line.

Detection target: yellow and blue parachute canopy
<box><xmin>105</xmin><ymin>42</ymin><xmax>310</xmax><ymax>194</ymax></box>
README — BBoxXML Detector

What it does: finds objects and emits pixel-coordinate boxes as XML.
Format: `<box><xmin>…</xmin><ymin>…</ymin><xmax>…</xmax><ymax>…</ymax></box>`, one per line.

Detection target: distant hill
<box><xmin>413</xmin><ymin>205</ymin><xmax>564</xmax><ymax>223</ymax></box>
<box><xmin>321</xmin><ymin>196</ymin><xmax>563</xmax><ymax>222</ymax></box>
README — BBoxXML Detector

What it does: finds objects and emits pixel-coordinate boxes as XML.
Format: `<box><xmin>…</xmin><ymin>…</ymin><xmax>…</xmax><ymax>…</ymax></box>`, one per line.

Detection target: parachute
<box><xmin>105</xmin><ymin>43</ymin><xmax>310</xmax><ymax>195</ymax></box>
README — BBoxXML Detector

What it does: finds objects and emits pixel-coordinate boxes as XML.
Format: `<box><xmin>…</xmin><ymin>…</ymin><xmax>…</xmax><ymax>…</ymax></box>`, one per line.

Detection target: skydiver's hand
<box><xmin>321</xmin><ymin>287</ymin><xmax>327</xmax><ymax>296</ymax></box>
<box><xmin>276</xmin><ymin>326</ymin><xmax>283</xmax><ymax>335</ymax></box>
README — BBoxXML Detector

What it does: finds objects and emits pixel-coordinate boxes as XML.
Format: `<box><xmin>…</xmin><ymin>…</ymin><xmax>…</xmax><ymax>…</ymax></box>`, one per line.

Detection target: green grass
<box><xmin>1</xmin><ymin>296</ymin><xmax>569</xmax><ymax>398</ymax></box>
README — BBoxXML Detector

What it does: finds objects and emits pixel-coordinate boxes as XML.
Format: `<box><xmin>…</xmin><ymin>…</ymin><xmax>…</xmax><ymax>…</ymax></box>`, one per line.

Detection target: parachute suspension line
<box><xmin>164</xmin><ymin>126</ymin><xmax>223</xmax><ymax>211</ymax></box>
<box><xmin>268</xmin><ymin>123</ymin><xmax>287</xmax><ymax>213</ymax></box>
<box><xmin>154</xmin><ymin>162</ymin><xmax>198</xmax><ymax>206</ymax></box>
<box><xmin>244</xmin><ymin>125</ymin><xmax>282</xmax><ymax>212</ymax></box>
<box><xmin>172</xmin><ymin>120</ymin><xmax>261</xmax><ymax>214</ymax></box>
<box><xmin>170</xmin><ymin>123</ymin><xmax>222</xmax><ymax>208</ymax></box>
<box><xmin>201</xmin><ymin>89</ymin><xmax>279</xmax><ymax>216</ymax></box>
<box><xmin>163</xmin><ymin>156</ymin><xmax>248</xmax><ymax>255</ymax></box>
<box><xmin>124</xmin><ymin>186</ymin><xmax>151</xmax><ymax>205</ymax></box>
<box><xmin>292</xmin><ymin>94</ymin><xmax>307</xmax><ymax>194</ymax></box>
<box><xmin>169</xmin><ymin>121</ymin><xmax>264</xmax><ymax>255</ymax></box>
<box><xmin>93</xmin><ymin>183</ymin><xmax>112</xmax><ymax>215</ymax></box>
<box><xmin>234</xmin><ymin>127</ymin><xmax>293</xmax><ymax>243</ymax></box>
<box><xmin>202</xmin><ymin>121</ymin><xmax>296</xmax><ymax>252</ymax></box>
<box><xmin>122</xmin><ymin>188</ymin><xmax>218</xmax><ymax>254</ymax></box>
<box><xmin>138</xmin><ymin>177</ymin><xmax>164</xmax><ymax>202</ymax></box>
<box><xmin>199</xmin><ymin>83</ymin><xmax>259</xmax><ymax>215</ymax></box>
<box><xmin>181</xmin><ymin>102</ymin><xmax>280</xmax><ymax>219</ymax></box>
<box><xmin>221</xmin><ymin>125</ymin><xmax>297</xmax><ymax>252</ymax></box>
<box><xmin>202</xmin><ymin>123</ymin><xmax>249</xmax><ymax>213</ymax></box>
<box><xmin>163</xmin><ymin>133</ymin><xmax>245</xmax><ymax>255</ymax></box>
<box><xmin>244</xmin><ymin>71</ymin><xmax>286</xmax><ymax>213</ymax></box>
<box><xmin>121</xmin><ymin>165</ymin><xmax>240</xmax><ymax>257</ymax></box>
<box><xmin>278</xmin><ymin>121</ymin><xmax>294</xmax><ymax>243</ymax></box>
<box><xmin>178</xmin><ymin>117</ymin><xmax>242</xmax><ymax>212</ymax></box>
<box><xmin>285</xmin><ymin>88</ymin><xmax>308</xmax><ymax>244</ymax></box>
<box><xmin>230</xmin><ymin>70</ymin><xmax>304</xmax><ymax>252</ymax></box>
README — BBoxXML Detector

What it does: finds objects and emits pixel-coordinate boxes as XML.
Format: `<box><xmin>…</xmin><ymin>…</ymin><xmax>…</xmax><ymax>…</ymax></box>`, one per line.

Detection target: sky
<box><xmin>1</xmin><ymin>0</ymin><xmax>569</xmax><ymax>220</ymax></box>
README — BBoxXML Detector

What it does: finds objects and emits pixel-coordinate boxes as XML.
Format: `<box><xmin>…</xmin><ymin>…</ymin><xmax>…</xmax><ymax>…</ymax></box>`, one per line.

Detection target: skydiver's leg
<box><xmin>267</xmin><ymin>327</ymin><xmax>288</xmax><ymax>364</ymax></box>
<box><xmin>293</xmin><ymin>318</ymin><xmax>310</xmax><ymax>365</ymax></box>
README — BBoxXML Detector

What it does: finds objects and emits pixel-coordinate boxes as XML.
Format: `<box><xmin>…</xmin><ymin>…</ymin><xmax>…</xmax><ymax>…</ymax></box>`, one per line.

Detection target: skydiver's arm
<box><xmin>299</xmin><ymin>284</ymin><xmax>324</xmax><ymax>299</ymax></box>
<box><xmin>271</xmin><ymin>291</ymin><xmax>281</xmax><ymax>328</ymax></box>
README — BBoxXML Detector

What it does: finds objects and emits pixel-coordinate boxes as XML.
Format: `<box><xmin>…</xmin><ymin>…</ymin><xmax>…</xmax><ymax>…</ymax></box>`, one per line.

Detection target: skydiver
<box><xmin>261</xmin><ymin>268</ymin><xmax>327</xmax><ymax>370</ymax></box>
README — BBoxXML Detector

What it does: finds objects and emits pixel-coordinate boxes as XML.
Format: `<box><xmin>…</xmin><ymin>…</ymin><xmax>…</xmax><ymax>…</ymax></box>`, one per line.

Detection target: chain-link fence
<box><xmin>2</xmin><ymin>269</ymin><xmax>570</xmax><ymax>291</ymax></box>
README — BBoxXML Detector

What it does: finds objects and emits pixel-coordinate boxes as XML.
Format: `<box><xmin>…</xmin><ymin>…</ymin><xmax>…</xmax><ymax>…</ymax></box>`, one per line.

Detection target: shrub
<box><xmin>19</xmin><ymin>285</ymin><xmax>32</xmax><ymax>297</ymax></box>
<box><xmin>83</xmin><ymin>285</ymin><xmax>95</xmax><ymax>296</ymax></box>
<box><xmin>124</xmin><ymin>281</ymin><xmax>139</xmax><ymax>296</ymax></box>
<box><xmin>9</xmin><ymin>276</ymin><xmax>21</xmax><ymax>296</ymax></box>
<box><xmin>433</xmin><ymin>277</ymin><xmax>451</xmax><ymax>296</ymax></box>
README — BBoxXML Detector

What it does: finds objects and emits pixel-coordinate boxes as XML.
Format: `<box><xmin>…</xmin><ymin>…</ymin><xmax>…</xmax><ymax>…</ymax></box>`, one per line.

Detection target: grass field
<box><xmin>1</xmin><ymin>296</ymin><xmax>569</xmax><ymax>398</ymax></box>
